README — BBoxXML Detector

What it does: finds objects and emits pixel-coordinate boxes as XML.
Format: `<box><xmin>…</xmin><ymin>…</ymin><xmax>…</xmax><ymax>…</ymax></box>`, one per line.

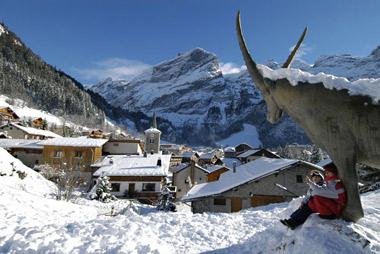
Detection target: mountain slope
<box><xmin>88</xmin><ymin>48</ymin><xmax>308</xmax><ymax>147</ymax></box>
<box><xmin>88</xmin><ymin>46</ymin><xmax>380</xmax><ymax>147</ymax></box>
<box><xmin>0</xmin><ymin>23</ymin><xmax>105</xmax><ymax>127</ymax></box>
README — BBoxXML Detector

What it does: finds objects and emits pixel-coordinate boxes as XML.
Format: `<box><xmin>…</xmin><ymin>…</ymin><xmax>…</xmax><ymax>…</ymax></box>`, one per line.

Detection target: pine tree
<box><xmin>310</xmin><ymin>145</ymin><xmax>323</xmax><ymax>163</ymax></box>
<box><xmin>89</xmin><ymin>175</ymin><xmax>116</xmax><ymax>203</ymax></box>
<box><xmin>157</xmin><ymin>185</ymin><xmax>176</xmax><ymax>212</ymax></box>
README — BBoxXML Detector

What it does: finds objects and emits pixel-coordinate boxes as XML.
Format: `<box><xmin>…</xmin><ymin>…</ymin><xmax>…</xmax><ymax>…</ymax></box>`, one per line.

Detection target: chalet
<box><xmin>172</xmin><ymin>162</ymin><xmax>229</xmax><ymax>200</ymax></box>
<box><xmin>32</xmin><ymin>117</ymin><xmax>44</xmax><ymax>129</ymax></box>
<box><xmin>0</xmin><ymin>139</ymin><xmax>43</xmax><ymax>168</ymax></box>
<box><xmin>92</xmin><ymin>153</ymin><xmax>171</xmax><ymax>202</ymax></box>
<box><xmin>182</xmin><ymin>157</ymin><xmax>323</xmax><ymax>213</ymax></box>
<box><xmin>181</xmin><ymin>151</ymin><xmax>200</xmax><ymax>163</ymax></box>
<box><xmin>198</xmin><ymin>152</ymin><xmax>223</xmax><ymax>166</ymax></box>
<box><xmin>0</xmin><ymin>123</ymin><xmax>61</xmax><ymax>140</ymax></box>
<box><xmin>40</xmin><ymin>137</ymin><xmax>108</xmax><ymax>185</ymax></box>
<box><xmin>0</xmin><ymin>107</ymin><xmax>20</xmax><ymax>123</ymax></box>
<box><xmin>205</xmin><ymin>165</ymin><xmax>230</xmax><ymax>182</ymax></box>
<box><xmin>235</xmin><ymin>143</ymin><xmax>253</xmax><ymax>156</ymax></box>
<box><xmin>103</xmin><ymin>138</ymin><xmax>143</xmax><ymax>155</ymax></box>
<box><xmin>237</xmin><ymin>148</ymin><xmax>280</xmax><ymax>163</ymax></box>
<box><xmin>223</xmin><ymin>147</ymin><xmax>236</xmax><ymax>158</ymax></box>
<box><xmin>89</xmin><ymin>129</ymin><xmax>110</xmax><ymax>139</ymax></box>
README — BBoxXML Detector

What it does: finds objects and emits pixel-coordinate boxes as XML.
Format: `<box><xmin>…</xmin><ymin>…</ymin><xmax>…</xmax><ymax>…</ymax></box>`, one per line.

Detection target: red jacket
<box><xmin>307</xmin><ymin>174</ymin><xmax>347</xmax><ymax>216</ymax></box>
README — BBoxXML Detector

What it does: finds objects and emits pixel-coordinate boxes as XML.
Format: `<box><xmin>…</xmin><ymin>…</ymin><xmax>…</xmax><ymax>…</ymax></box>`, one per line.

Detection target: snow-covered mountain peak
<box><xmin>369</xmin><ymin>45</ymin><xmax>380</xmax><ymax>59</ymax></box>
<box><xmin>150</xmin><ymin>47</ymin><xmax>221</xmax><ymax>83</ymax></box>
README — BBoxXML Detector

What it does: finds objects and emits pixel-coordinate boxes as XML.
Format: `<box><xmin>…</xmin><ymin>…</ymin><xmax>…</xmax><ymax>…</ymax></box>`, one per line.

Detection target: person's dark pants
<box><xmin>288</xmin><ymin>203</ymin><xmax>314</xmax><ymax>228</ymax></box>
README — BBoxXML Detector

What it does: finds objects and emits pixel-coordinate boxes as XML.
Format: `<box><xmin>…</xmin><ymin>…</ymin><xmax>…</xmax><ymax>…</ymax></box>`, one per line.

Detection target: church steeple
<box><xmin>151</xmin><ymin>112</ymin><xmax>157</xmax><ymax>128</ymax></box>
<box><xmin>144</xmin><ymin>112</ymin><xmax>161</xmax><ymax>154</ymax></box>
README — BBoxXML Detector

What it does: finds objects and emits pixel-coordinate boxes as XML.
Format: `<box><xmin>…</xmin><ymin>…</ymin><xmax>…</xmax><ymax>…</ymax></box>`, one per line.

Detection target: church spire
<box><xmin>151</xmin><ymin>112</ymin><xmax>157</xmax><ymax>128</ymax></box>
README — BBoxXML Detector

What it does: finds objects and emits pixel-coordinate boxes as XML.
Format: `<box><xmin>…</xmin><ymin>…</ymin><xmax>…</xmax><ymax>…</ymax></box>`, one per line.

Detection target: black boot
<box><xmin>280</xmin><ymin>219</ymin><xmax>296</xmax><ymax>230</ymax></box>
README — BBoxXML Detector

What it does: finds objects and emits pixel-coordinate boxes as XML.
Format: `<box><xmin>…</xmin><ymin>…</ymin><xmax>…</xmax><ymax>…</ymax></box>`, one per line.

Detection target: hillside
<box><xmin>0</xmin><ymin>148</ymin><xmax>378</xmax><ymax>253</ymax></box>
<box><xmin>0</xmin><ymin>23</ymin><xmax>105</xmax><ymax>128</ymax></box>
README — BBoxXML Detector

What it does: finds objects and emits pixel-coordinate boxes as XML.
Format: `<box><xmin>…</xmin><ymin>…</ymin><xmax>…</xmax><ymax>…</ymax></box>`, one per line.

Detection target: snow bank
<box><xmin>0</xmin><ymin>147</ymin><xmax>56</xmax><ymax>197</ymax></box>
<box><xmin>257</xmin><ymin>64</ymin><xmax>380</xmax><ymax>104</ymax></box>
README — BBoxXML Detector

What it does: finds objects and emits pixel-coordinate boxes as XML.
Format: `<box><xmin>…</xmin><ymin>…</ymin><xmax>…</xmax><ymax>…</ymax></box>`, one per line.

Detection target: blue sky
<box><xmin>1</xmin><ymin>0</ymin><xmax>380</xmax><ymax>83</ymax></box>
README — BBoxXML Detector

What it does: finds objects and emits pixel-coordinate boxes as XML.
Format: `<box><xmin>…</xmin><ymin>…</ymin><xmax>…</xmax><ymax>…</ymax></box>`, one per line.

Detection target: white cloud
<box><xmin>75</xmin><ymin>58</ymin><xmax>151</xmax><ymax>82</ymax></box>
<box><xmin>220</xmin><ymin>62</ymin><xmax>247</xmax><ymax>75</ymax></box>
<box><xmin>289</xmin><ymin>43</ymin><xmax>312</xmax><ymax>60</ymax></box>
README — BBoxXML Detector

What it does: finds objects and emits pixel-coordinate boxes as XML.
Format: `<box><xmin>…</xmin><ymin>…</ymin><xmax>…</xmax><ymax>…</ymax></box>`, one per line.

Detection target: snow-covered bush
<box><xmin>36</xmin><ymin>163</ymin><xmax>84</xmax><ymax>201</ymax></box>
<box><xmin>156</xmin><ymin>185</ymin><xmax>177</xmax><ymax>212</ymax></box>
<box><xmin>89</xmin><ymin>175</ymin><xmax>116</xmax><ymax>203</ymax></box>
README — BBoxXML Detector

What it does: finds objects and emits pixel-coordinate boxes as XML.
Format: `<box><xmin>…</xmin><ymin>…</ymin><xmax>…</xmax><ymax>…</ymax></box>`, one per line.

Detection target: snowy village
<box><xmin>1</xmin><ymin>1</ymin><xmax>380</xmax><ymax>254</ymax></box>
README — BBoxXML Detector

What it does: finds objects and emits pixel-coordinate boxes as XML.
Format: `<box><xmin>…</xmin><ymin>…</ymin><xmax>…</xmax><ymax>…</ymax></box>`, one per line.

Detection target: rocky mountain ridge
<box><xmin>88</xmin><ymin>45</ymin><xmax>380</xmax><ymax>147</ymax></box>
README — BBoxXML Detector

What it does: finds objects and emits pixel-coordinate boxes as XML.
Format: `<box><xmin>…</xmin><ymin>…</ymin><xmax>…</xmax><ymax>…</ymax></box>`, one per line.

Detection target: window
<box><xmin>53</xmin><ymin>150</ymin><xmax>63</xmax><ymax>158</ymax></box>
<box><xmin>111</xmin><ymin>183</ymin><xmax>120</xmax><ymax>192</ymax></box>
<box><xmin>142</xmin><ymin>183</ymin><xmax>156</xmax><ymax>192</ymax></box>
<box><xmin>74</xmin><ymin>151</ymin><xmax>83</xmax><ymax>158</ymax></box>
<box><xmin>113</xmin><ymin>143</ymin><xmax>119</xmax><ymax>147</ymax></box>
<box><xmin>214</xmin><ymin>198</ymin><xmax>226</xmax><ymax>206</ymax></box>
<box><xmin>296</xmin><ymin>175</ymin><xmax>303</xmax><ymax>183</ymax></box>
<box><xmin>149</xmin><ymin>138</ymin><xmax>155</xmax><ymax>144</ymax></box>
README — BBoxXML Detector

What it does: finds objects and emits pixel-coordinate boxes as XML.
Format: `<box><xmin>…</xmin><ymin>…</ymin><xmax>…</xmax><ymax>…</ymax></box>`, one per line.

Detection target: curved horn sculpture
<box><xmin>235</xmin><ymin>11</ymin><xmax>380</xmax><ymax>222</ymax></box>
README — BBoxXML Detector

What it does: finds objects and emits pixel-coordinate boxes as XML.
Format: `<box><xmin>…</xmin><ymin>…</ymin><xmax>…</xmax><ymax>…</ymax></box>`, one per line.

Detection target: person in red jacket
<box><xmin>281</xmin><ymin>165</ymin><xmax>346</xmax><ymax>230</ymax></box>
<box><xmin>308</xmin><ymin>165</ymin><xmax>346</xmax><ymax>218</ymax></box>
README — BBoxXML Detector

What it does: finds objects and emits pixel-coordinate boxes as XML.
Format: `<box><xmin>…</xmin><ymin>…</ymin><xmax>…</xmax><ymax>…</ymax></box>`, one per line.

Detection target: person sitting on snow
<box><xmin>280</xmin><ymin>166</ymin><xmax>346</xmax><ymax>230</ymax></box>
<box><xmin>308</xmin><ymin>165</ymin><xmax>347</xmax><ymax>219</ymax></box>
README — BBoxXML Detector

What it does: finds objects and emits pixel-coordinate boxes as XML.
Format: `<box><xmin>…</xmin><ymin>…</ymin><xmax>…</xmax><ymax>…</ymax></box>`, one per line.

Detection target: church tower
<box><xmin>144</xmin><ymin>112</ymin><xmax>161</xmax><ymax>154</ymax></box>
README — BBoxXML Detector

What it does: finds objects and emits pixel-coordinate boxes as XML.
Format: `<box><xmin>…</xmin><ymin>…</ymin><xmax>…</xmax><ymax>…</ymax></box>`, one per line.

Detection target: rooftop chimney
<box><xmin>233</xmin><ymin>161</ymin><xmax>237</xmax><ymax>173</ymax></box>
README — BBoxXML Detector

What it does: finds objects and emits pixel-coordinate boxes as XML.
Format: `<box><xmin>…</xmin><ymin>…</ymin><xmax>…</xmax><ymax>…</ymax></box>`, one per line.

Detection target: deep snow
<box><xmin>258</xmin><ymin>65</ymin><xmax>380</xmax><ymax>104</ymax></box>
<box><xmin>0</xmin><ymin>148</ymin><xmax>379</xmax><ymax>254</ymax></box>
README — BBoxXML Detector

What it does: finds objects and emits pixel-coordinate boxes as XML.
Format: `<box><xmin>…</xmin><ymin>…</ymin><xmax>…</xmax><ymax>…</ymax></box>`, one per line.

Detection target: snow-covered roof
<box><xmin>0</xmin><ymin>139</ymin><xmax>43</xmax><ymax>149</ymax></box>
<box><xmin>182</xmin><ymin>151</ymin><xmax>197</xmax><ymax>158</ymax></box>
<box><xmin>199</xmin><ymin>153</ymin><xmax>216</xmax><ymax>160</ymax></box>
<box><xmin>183</xmin><ymin>157</ymin><xmax>317</xmax><ymax>201</ymax></box>
<box><xmin>223</xmin><ymin>147</ymin><xmax>236</xmax><ymax>152</ymax></box>
<box><xmin>40</xmin><ymin>137</ymin><xmax>108</xmax><ymax>147</ymax></box>
<box><xmin>316</xmin><ymin>158</ymin><xmax>333</xmax><ymax>168</ymax></box>
<box><xmin>221</xmin><ymin>158</ymin><xmax>242</xmax><ymax>169</ymax></box>
<box><xmin>237</xmin><ymin>149</ymin><xmax>261</xmax><ymax>158</ymax></box>
<box><xmin>144</xmin><ymin>127</ymin><xmax>161</xmax><ymax>134</ymax></box>
<box><xmin>204</xmin><ymin>165</ymin><xmax>227</xmax><ymax>174</ymax></box>
<box><xmin>172</xmin><ymin>163</ymin><xmax>190</xmax><ymax>173</ymax></box>
<box><xmin>5</xmin><ymin>123</ymin><xmax>61</xmax><ymax>138</ymax></box>
<box><xmin>93</xmin><ymin>154</ymin><xmax>171</xmax><ymax>177</ymax></box>
<box><xmin>171</xmin><ymin>162</ymin><xmax>208</xmax><ymax>174</ymax></box>
<box><xmin>258</xmin><ymin>64</ymin><xmax>380</xmax><ymax>104</ymax></box>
